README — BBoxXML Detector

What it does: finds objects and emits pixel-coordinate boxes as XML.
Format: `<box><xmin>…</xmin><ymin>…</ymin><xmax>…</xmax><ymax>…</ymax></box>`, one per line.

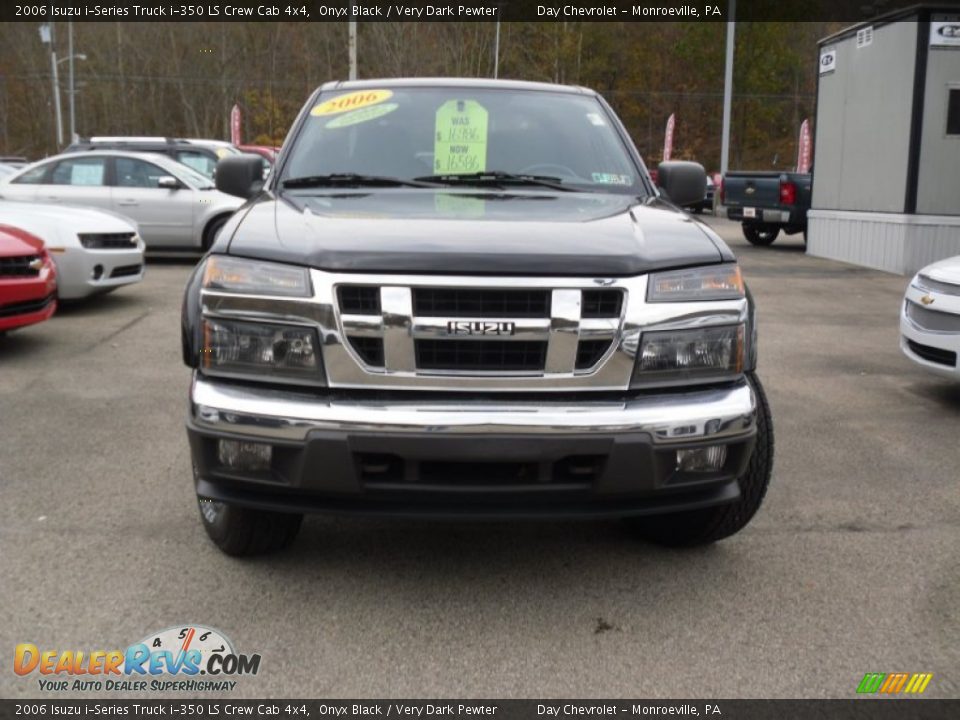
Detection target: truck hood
<box><xmin>226</xmin><ymin>189</ymin><xmax>728</xmax><ymax>276</ymax></box>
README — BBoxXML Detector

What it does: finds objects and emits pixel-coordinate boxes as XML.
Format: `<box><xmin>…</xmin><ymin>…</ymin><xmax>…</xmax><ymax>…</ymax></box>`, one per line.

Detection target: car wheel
<box><xmin>202</xmin><ymin>216</ymin><xmax>229</xmax><ymax>252</ymax></box>
<box><xmin>742</xmin><ymin>223</ymin><xmax>779</xmax><ymax>246</ymax></box>
<box><xmin>197</xmin><ymin>496</ymin><xmax>303</xmax><ymax>556</ymax></box>
<box><xmin>624</xmin><ymin>373</ymin><xmax>774</xmax><ymax>547</ymax></box>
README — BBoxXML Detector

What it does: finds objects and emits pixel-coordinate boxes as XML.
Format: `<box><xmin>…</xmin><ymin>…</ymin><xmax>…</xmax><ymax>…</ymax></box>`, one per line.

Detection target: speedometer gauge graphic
<box><xmin>137</xmin><ymin>624</ymin><xmax>235</xmax><ymax>669</ymax></box>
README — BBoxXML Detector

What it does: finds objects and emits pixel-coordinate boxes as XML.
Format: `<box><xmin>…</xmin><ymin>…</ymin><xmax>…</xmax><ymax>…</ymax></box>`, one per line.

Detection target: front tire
<box><xmin>624</xmin><ymin>373</ymin><xmax>774</xmax><ymax>547</ymax></box>
<box><xmin>201</xmin><ymin>216</ymin><xmax>229</xmax><ymax>252</ymax></box>
<box><xmin>197</xmin><ymin>497</ymin><xmax>303</xmax><ymax>556</ymax></box>
<box><xmin>742</xmin><ymin>223</ymin><xmax>779</xmax><ymax>246</ymax></box>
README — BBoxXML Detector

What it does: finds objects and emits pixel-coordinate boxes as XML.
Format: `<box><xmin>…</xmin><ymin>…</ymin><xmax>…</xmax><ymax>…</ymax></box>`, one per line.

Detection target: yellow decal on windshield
<box><xmin>326</xmin><ymin>103</ymin><xmax>399</xmax><ymax>129</ymax></box>
<box><xmin>311</xmin><ymin>89</ymin><xmax>393</xmax><ymax>117</ymax></box>
<box><xmin>433</xmin><ymin>100</ymin><xmax>488</xmax><ymax>174</ymax></box>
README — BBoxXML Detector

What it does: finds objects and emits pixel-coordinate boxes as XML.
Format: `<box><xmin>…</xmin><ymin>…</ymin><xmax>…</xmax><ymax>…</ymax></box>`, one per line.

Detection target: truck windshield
<box><xmin>281</xmin><ymin>86</ymin><xmax>646</xmax><ymax>195</ymax></box>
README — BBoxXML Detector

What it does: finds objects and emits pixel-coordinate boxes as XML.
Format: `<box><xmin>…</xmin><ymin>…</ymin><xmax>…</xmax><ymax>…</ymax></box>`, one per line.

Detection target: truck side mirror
<box><xmin>215</xmin><ymin>154</ymin><xmax>265</xmax><ymax>199</ymax></box>
<box><xmin>657</xmin><ymin>161</ymin><xmax>707</xmax><ymax>208</ymax></box>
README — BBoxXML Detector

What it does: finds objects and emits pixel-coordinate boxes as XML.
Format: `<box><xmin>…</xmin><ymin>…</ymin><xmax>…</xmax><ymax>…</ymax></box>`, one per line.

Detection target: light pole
<box><xmin>68</xmin><ymin>22</ymin><xmax>78</xmax><ymax>142</ymax></box>
<box><xmin>348</xmin><ymin>18</ymin><xmax>357</xmax><ymax>80</ymax></box>
<box><xmin>38</xmin><ymin>24</ymin><xmax>85</xmax><ymax>149</ymax></box>
<box><xmin>720</xmin><ymin>0</ymin><xmax>736</xmax><ymax>176</ymax></box>
<box><xmin>493</xmin><ymin>20</ymin><xmax>500</xmax><ymax>78</ymax></box>
<box><xmin>61</xmin><ymin>46</ymin><xmax>87</xmax><ymax>142</ymax></box>
<box><xmin>39</xmin><ymin>23</ymin><xmax>63</xmax><ymax>148</ymax></box>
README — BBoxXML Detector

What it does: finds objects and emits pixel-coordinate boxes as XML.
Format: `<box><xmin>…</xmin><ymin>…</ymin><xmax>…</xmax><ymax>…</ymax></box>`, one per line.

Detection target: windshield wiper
<box><xmin>413</xmin><ymin>171</ymin><xmax>577</xmax><ymax>192</ymax></box>
<box><xmin>282</xmin><ymin>173</ymin><xmax>439</xmax><ymax>189</ymax></box>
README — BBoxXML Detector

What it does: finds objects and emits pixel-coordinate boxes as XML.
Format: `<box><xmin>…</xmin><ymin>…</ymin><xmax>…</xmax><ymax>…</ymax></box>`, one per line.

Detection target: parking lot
<box><xmin>1</xmin><ymin>216</ymin><xmax>957</xmax><ymax>699</ymax></box>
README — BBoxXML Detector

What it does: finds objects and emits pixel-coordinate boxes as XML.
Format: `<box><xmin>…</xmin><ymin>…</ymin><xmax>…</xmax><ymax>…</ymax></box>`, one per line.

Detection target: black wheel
<box><xmin>691</xmin><ymin>206</ymin><xmax>703</xmax><ymax>215</ymax></box>
<box><xmin>197</xmin><ymin>497</ymin><xmax>303</xmax><ymax>556</ymax></box>
<box><xmin>201</xmin><ymin>216</ymin><xmax>229</xmax><ymax>252</ymax></box>
<box><xmin>742</xmin><ymin>223</ymin><xmax>779</xmax><ymax>246</ymax></box>
<box><xmin>624</xmin><ymin>373</ymin><xmax>774</xmax><ymax>547</ymax></box>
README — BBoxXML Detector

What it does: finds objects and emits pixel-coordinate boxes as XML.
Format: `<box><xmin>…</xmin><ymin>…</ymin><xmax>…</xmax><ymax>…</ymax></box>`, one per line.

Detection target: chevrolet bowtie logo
<box><xmin>28</xmin><ymin>258</ymin><xmax>44</xmax><ymax>272</ymax></box>
<box><xmin>920</xmin><ymin>295</ymin><xmax>935</xmax><ymax>306</ymax></box>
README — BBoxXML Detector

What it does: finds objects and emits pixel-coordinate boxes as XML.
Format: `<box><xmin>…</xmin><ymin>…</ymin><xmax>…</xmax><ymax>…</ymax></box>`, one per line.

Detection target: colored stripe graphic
<box><xmin>857</xmin><ymin>672</ymin><xmax>932</xmax><ymax>694</ymax></box>
<box><xmin>904</xmin><ymin>674</ymin><xmax>933</xmax><ymax>694</ymax></box>
<box><xmin>857</xmin><ymin>673</ymin><xmax>886</xmax><ymax>694</ymax></box>
<box><xmin>880</xmin><ymin>673</ymin><xmax>909</xmax><ymax>693</ymax></box>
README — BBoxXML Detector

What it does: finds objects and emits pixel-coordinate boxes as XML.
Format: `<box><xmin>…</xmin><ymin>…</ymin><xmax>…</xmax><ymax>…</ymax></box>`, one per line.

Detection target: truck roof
<box><xmin>318</xmin><ymin>77</ymin><xmax>595</xmax><ymax>96</ymax></box>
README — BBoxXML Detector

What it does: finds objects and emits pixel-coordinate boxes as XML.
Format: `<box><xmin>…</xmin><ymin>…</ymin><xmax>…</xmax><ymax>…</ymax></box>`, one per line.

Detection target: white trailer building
<box><xmin>808</xmin><ymin>4</ymin><xmax>960</xmax><ymax>274</ymax></box>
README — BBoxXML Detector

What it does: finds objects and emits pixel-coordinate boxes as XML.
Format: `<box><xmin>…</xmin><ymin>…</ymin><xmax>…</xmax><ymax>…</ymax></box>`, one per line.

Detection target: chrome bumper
<box><xmin>190</xmin><ymin>373</ymin><xmax>757</xmax><ymax>444</ymax></box>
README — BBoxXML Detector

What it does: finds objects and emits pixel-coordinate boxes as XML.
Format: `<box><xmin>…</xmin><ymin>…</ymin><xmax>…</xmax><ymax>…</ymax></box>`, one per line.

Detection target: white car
<box><xmin>0</xmin><ymin>201</ymin><xmax>144</xmax><ymax>300</ymax></box>
<box><xmin>0</xmin><ymin>151</ymin><xmax>243</xmax><ymax>251</ymax></box>
<box><xmin>901</xmin><ymin>256</ymin><xmax>960</xmax><ymax>379</ymax></box>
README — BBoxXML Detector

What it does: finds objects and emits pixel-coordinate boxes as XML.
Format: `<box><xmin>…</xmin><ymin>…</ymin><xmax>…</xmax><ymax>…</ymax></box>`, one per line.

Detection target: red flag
<box><xmin>230</xmin><ymin>104</ymin><xmax>242</xmax><ymax>146</ymax></box>
<box><xmin>797</xmin><ymin>119</ymin><xmax>812</xmax><ymax>173</ymax></box>
<box><xmin>663</xmin><ymin>113</ymin><xmax>675</xmax><ymax>162</ymax></box>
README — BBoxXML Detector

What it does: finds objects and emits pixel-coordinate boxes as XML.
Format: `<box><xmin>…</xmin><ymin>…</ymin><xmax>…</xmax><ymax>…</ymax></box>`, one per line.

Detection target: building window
<box><xmin>948</xmin><ymin>89</ymin><xmax>960</xmax><ymax>136</ymax></box>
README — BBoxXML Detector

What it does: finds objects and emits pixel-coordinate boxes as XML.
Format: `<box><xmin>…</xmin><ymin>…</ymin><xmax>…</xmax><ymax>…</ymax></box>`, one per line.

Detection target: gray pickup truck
<box><xmin>723</xmin><ymin>171</ymin><xmax>812</xmax><ymax>246</ymax></box>
<box><xmin>181</xmin><ymin>78</ymin><xmax>774</xmax><ymax>556</ymax></box>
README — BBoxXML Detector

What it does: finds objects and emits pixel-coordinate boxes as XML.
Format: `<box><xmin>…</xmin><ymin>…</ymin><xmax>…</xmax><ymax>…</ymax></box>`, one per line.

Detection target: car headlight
<box><xmin>631</xmin><ymin>324</ymin><xmax>744</xmax><ymax>386</ymax></box>
<box><xmin>201</xmin><ymin>317</ymin><xmax>323</xmax><ymax>383</ymax></box>
<box><xmin>648</xmin><ymin>264</ymin><xmax>744</xmax><ymax>302</ymax></box>
<box><xmin>203</xmin><ymin>255</ymin><xmax>312</xmax><ymax>297</ymax></box>
<box><xmin>912</xmin><ymin>273</ymin><xmax>960</xmax><ymax>296</ymax></box>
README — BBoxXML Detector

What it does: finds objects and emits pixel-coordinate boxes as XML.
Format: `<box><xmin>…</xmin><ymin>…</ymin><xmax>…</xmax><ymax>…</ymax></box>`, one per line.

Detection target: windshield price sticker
<box><xmin>311</xmin><ymin>89</ymin><xmax>393</xmax><ymax>117</ymax></box>
<box><xmin>433</xmin><ymin>100</ymin><xmax>489</xmax><ymax>174</ymax></box>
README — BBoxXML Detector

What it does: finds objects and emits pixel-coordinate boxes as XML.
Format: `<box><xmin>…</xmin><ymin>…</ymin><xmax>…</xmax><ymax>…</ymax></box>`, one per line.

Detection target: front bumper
<box><xmin>900</xmin><ymin>287</ymin><xmax>960</xmax><ymax>379</ymax></box>
<box><xmin>52</xmin><ymin>245</ymin><xmax>145</xmax><ymax>300</ymax></box>
<box><xmin>0</xmin><ymin>293</ymin><xmax>56</xmax><ymax>331</ymax></box>
<box><xmin>0</xmin><ymin>267</ymin><xmax>58</xmax><ymax>331</ymax></box>
<box><xmin>188</xmin><ymin>374</ymin><xmax>758</xmax><ymax>517</ymax></box>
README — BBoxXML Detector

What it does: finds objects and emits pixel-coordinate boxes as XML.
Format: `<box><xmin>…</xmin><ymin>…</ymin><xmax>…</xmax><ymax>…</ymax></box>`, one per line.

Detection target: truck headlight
<box><xmin>648</xmin><ymin>264</ymin><xmax>744</xmax><ymax>302</ymax></box>
<box><xmin>203</xmin><ymin>255</ymin><xmax>312</xmax><ymax>297</ymax></box>
<box><xmin>201</xmin><ymin>317</ymin><xmax>323</xmax><ymax>382</ymax></box>
<box><xmin>631</xmin><ymin>324</ymin><xmax>744</xmax><ymax>386</ymax></box>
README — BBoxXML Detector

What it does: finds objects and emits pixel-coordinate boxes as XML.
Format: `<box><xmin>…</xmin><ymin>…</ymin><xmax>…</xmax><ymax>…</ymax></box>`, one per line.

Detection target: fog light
<box><xmin>676</xmin><ymin>445</ymin><xmax>727</xmax><ymax>472</ymax></box>
<box><xmin>217</xmin><ymin>440</ymin><xmax>272</xmax><ymax>471</ymax></box>
<box><xmin>92</xmin><ymin>264</ymin><xmax>104</xmax><ymax>280</ymax></box>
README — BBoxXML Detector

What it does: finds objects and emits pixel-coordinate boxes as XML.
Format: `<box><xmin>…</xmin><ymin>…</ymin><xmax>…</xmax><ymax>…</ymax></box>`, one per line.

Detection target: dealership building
<box><xmin>807</xmin><ymin>5</ymin><xmax>960</xmax><ymax>275</ymax></box>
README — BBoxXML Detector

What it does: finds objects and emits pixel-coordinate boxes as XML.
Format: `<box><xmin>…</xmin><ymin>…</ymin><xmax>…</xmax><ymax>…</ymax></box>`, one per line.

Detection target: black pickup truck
<box><xmin>723</xmin><ymin>171</ymin><xmax>812</xmax><ymax>246</ymax></box>
<box><xmin>182</xmin><ymin>78</ymin><xmax>774</xmax><ymax>556</ymax></box>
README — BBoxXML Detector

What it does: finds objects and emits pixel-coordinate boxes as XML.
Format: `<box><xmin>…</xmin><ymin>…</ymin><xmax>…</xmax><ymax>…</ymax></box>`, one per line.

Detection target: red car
<box><xmin>237</xmin><ymin>145</ymin><xmax>280</xmax><ymax>164</ymax></box>
<box><xmin>0</xmin><ymin>225</ymin><xmax>57</xmax><ymax>333</ymax></box>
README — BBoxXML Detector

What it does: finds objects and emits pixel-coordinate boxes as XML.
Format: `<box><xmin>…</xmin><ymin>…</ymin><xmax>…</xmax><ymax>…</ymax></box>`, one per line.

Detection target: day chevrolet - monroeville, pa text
<box><xmin>181</xmin><ymin>79</ymin><xmax>773</xmax><ymax>556</ymax></box>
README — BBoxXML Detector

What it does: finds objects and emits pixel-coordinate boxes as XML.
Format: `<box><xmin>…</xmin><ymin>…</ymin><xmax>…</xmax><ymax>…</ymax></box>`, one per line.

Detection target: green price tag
<box><xmin>433</xmin><ymin>100</ymin><xmax>488</xmax><ymax>174</ymax></box>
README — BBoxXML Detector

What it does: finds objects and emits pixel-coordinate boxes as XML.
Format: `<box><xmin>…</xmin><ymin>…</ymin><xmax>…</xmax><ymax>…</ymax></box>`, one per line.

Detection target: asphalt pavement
<box><xmin>1</xmin><ymin>217</ymin><xmax>957</xmax><ymax>699</ymax></box>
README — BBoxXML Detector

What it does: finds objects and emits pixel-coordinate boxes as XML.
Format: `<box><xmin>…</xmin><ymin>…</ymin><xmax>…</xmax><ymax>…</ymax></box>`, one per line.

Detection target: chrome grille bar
<box><xmin>544</xmin><ymin>289</ymin><xmax>583</xmax><ymax>373</ymax></box>
<box><xmin>380</xmin><ymin>286</ymin><xmax>416</xmax><ymax>372</ymax></box>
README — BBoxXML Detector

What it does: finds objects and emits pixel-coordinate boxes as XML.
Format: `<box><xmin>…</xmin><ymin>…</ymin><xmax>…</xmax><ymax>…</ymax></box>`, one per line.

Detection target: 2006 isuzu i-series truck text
<box><xmin>181</xmin><ymin>78</ymin><xmax>774</xmax><ymax>556</ymax></box>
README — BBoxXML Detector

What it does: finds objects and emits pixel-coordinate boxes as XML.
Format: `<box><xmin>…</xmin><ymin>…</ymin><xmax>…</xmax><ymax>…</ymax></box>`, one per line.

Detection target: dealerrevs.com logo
<box><xmin>14</xmin><ymin>625</ymin><xmax>261</xmax><ymax>692</ymax></box>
